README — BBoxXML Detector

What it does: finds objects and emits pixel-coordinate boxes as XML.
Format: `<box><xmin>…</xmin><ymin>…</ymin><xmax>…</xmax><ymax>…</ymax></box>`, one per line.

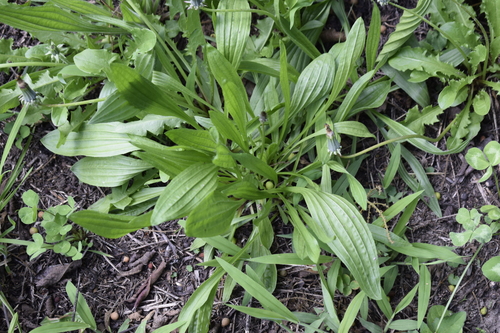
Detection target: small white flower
<box><xmin>185</xmin><ymin>0</ymin><xmax>205</xmax><ymax>10</ymax></box>
<box><xmin>17</xmin><ymin>78</ymin><xmax>38</xmax><ymax>105</ymax></box>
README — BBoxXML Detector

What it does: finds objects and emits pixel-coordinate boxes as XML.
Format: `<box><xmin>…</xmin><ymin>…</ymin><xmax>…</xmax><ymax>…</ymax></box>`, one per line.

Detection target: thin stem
<box><xmin>435</xmin><ymin>243</ymin><xmax>484</xmax><ymax>332</ymax></box>
<box><xmin>43</xmin><ymin>97</ymin><xmax>107</xmax><ymax>107</ymax></box>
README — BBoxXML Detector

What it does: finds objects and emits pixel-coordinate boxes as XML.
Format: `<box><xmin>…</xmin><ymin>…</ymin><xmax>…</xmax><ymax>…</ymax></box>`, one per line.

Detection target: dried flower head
<box><xmin>17</xmin><ymin>77</ymin><xmax>38</xmax><ymax>105</ymax></box>
<box><xmin>259</xmin><ymin>111</ymin><xmax>267</xmax><ymax>124</ymax></box>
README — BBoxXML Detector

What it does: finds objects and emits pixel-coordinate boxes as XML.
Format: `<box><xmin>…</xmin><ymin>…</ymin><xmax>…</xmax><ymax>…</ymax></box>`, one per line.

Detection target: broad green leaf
<box><xmin>484</xmin><ymin>141</ymin><xmax>500</xmax><ymax>165</ymax></box>
<box><xmin>231</xmin><ymin>153</ymin><xmax>278</xmax><ymax>183</ymax></box>
<box><xmin>212</xmin><ymin>144</ymin><xmax>237</xmax><ymax>169</ymax></box>
<box><xmin>377</xmin><ymin>0</ymin><xmax>432</xmax><ymax>63</ymax></box>
<box><xmin>334</xmin><ymin>121</ymin><xmax>375</xmax><ymax>138</ymax></box>
<box><xmin>74</xmin><ymin>49</ymin><xmax>117</xmax><ymax>74</ymax></box>
<box><xmin>239</xmin><ymin>59</ymin><xmax>300</xmax><ymax>82</ymax></box>
<box><xmin>389</xmin><ymin>47</ymin><xmax>465</xmax><ymax>79</ymax></box>
<box><xmin>185</xmin><ymin>191</ymin><xmax>242</xmax><ymax>237</ymax></box>
<box><xmin>216</xmin><ymin>257</ymin><xmax>298</xmax><ymax>322</ymax></box>
<box><xmin>71</xmin><ymin>156</ymin><xmax>152</xmax><ymax>187</ymax></box>
<box><xmin>438</xmin><ymin>78</ymin><xmax>472</xmax><ymax>109</ymax></box>
<box><xmin>287</xmin><ymin>187</ymin><xmax>382</xmax><ymax>300</ymax></box>
<box><xmin>215</xmin><ymin>0</ymin><xmax>251</xmax><ymax>69</ymax></box>
<box><xmin>290</xmin><ymin>53</ymin><xmax>336</xmax><ymax>118</ymax></box>
<box><xmin>42</xmin><ymin>129</ymin><xmax>138</xmax><ymax>157</ymax></box>
<box><xmin>402</xmin><ymin>105</ymin><xmax>443</xmax><ymax>135</ymax></box>
<box><xmin>151</xmin><ymin>163</ymin><xmax>218</xmax><ymax>225</ymax></box>
<box><xmin>465</xmin><ymin>147</ymin><xmax>490</xmax><ymax>170</ymax></box>
<box><xmin>349</xmin><ymin>80</ymin><xmax>391</xmax><ymax>117</ymax></box>
<box><xmin>166</xmin><ymin>129</ymin><xmax>218</xmax><ymax>153</ymax></box>
<box><xmin>221</xmin><ymin>180</ymin><xmax>274</xmax><ymax>200</ymax></box>
<box><xmin>472</xmin><ymin>90</ymin><xmax>491</xmax><ymax>116</ymax></box>
<box><xmin>106</xmin><ymin>63</ymin><xmax>197</xmax><ymax>127</ymax></box>
<box><xmin>130</xmin><ymin>135</ymin><xmax>212</xmax><ymax>177</ymax></box>
<box><xmin>70</xmin><ymin>210</ymin><xmax>151</xmax><ymax>238</ymax></box>
<box><xmin>482</xmin><ymin>256</ymin><xmax>500</xmax><ymax>282</ymax></box>
<box><xmin>481</xmin><ymin>0</ymin><xmax>500</xmax><ymax>38</ymax></box>
<box><xmin>50</xmin><ymin>0</ymin><xmax>112</xmax><ymax>17</ymax></box>
<box><xmin>0</xmin><ymin>4</ymin><xmax>124</xmax><ymax>34</ymax></box>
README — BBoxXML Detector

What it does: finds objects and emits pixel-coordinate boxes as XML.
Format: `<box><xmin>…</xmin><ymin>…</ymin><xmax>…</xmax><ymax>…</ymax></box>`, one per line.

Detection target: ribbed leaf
<box><xmin>70</xmin><ymin>210</ymin><xmax>152</xmax><ymax>238</ymax></box>
<box><xmin>209</xmin><ymin>110</ymin><xmax>248</xmax><ymax>151</ymax></box>
<box><xmin>71</xmin><ymin>156</ymin><xmax>151</xmax><ymax>187</ymax></box>
<box><xmin>185</xmin><ymin>191</ymin><xmax>242</xmax><ymax>237</ymax></box>
<box><xmin>376</xmin><ymin>0</ymin><xmax>432</xmax><ymax>63</ymax></box>
<box><xmin>107</xmin><ymin>63</ymin><xmax>197</xmax><ymax>127</ymax></box>
<box><xmin>51</xmin><ymin>0</ymin><xmax>112</xmax><ymax>17</ymax></box>
<box><xmin>151</xmin><ymin>163</ymin><xmax>218</xmax><ymax>225</ymax></box>
<box><xmin>215</xmin><ymin>0</ymin><xmax>251</xmax><ymax>69</ymax></box>
<box><xmin>290</xmin><ymin>53</ymin><xmax>336</xmax><ymax>117</ymax></box>
<box><xmin>166</xmin><ymin>129</ymin><xmax>217</xmax><ymax>153</ymax></box>
<box><xmin>287</xmin><ymin>187</ymin><xmax>382</xmax><ymax>300</ymax></box>
<box><xmin>0</xmin><ymin>4</ymin><xmax>124</xmax><ymax>34</ymax></box>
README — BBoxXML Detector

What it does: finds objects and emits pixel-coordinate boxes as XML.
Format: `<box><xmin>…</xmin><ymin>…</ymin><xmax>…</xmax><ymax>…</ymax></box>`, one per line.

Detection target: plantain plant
<box><xmin>0</xmin><ymin>0</ymin><xmax>494</xmax><ymax>331</ymax></box>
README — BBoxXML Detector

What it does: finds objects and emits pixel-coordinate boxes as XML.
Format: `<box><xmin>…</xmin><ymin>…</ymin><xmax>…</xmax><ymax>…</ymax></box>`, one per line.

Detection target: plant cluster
<box><xmin>0</xmin><ymin>0</ymin><xmax>499</xmax><ymax>332</ymax></box>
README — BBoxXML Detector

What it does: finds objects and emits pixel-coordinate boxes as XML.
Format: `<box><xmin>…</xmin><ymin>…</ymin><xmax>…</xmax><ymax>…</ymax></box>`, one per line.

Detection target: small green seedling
<box><xmin>465</xmin><ymin>141</ymin><xmax>500</xmax><ymax>185</ymax></box>
<box><xmin>449</xmin><ymin>207</ymin><xmax>500</xmax><ymax>246</ymax></box>
<box><xmin>19</xmin><ymin>190</ymin><xmax>87</xmax><ymax>260</ymax></box>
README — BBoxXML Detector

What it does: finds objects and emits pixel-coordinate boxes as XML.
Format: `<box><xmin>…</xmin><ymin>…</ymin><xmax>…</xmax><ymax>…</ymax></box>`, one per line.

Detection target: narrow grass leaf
<box><xmin>246</xmin><ymin>253</ymin><xmax>331</xmax><ymax>265</ymax></box>
<box><xmin>216</xmin><ymin>257</ymin><xmax>298</xmax><ymax>322</ymax></box>
<box><xmin>70</xmin><ymin>211</ymin><xmax>151</xmax><ymax>238</ymax></box>
<box><xmin>71</xmin><ymin>156</ymin><xmax>151</xmax><ymax>187</ymax></box>
<box><xmin>418</xmin><ymin>265</ymin><xmax>431</xmax><ymax>327</ymax></box>
<box><xmin>339</xmin><ymin>291</ymin><xmax>365</xmax><ymax>333</ymax></box>
<box><xmin>382</xmin><ymin>143</ymin><xmax>401</xmax><ymax>188</ymax></box>
<box><xmin>334</xmin><ymin>70</ymin><xmax>376</xmax><ymax>123</ymax></box>
<box><xmin>209</xmin><ymin>110</ymin><xmax>248</xmax><ymax>152</ymax></box>
<box><xmin>66</xmin><ymin>281</ymin><xmax>96</xmax><ymax>329</ymax></box>
<box><xmin>366</xmin><ymin>5</ymin><xmax>381</xmax><ymax>70</ymax></box>
<box><xmin>151</xmin><ymin>163</ymin><xmax>218</xmax><ymax>225</ymax></box>
<box><xmin>381</xmin><ymin>64</ymin><xmax>430</xmax><ymax>107</ymax></box>
<box><xmin>50</xmin><ymin>0</ymin><xmax>112</xmax><ymax>17</ymax></box>
<box><xmin>29</xmin><ymin>322</ymin><xmax>90</xmax><ymax>333</ymax></box>
<box><xmin>388</xmin><ymin>320</ymin><xmax>419</xmax><ymax>330</ymax></box>
<box><xmin>394</xmin><ymin>284</ymin><xmax>418</xmax><ymax>314</ymax></box>
<box><xmin>228</xmin><ymin>305</ymin><xmax>290</xmax><ymax>321</ymax></box>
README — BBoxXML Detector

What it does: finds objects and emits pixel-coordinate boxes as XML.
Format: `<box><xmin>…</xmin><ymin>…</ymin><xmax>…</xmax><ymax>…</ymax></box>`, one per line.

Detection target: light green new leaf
<box><xmin>287</xmin><ymin>187</ymin><xmax>382</xmax><ymax>300</ymax></box>
<box><xmin>472</xmin><ymin>89</ymin><xmax>491</xmax><ymax>116</ymax></box>
<box><xmin>482</xmin><ymin>256</ymin><xmax>500</xmax><ymax>282</ymax></box>
<box><xmin>290</xmin><ymin>53</ymin><xmax>336</xmax><ymax>118</ymax></box>
<box><xmin>0</xmin><ymin>4</ymin><xmax>124</xmax><ymax>34</ymax></box>
<box><xmin>71</xmin><ymin>156</ymin><xmax>151</xmax><ymax>187</ymax></box>
<box><xmin>215</xmin><ymin>0</ymin><xmax>251</xmax><ymax>69</ymax></box>
<box><xmin>107</xmin><ymin>63</ymin><xmax>197</xmax><ymax>127</ymax></box>
<box><xmin>151</xmin><ymin>163</ymin><xmax>218</xmax><ymax>225</ymax></box>
<box><xmin>484</xmin><ymin>141</ymin><xmax>500</xmax><ymax>166</ymax></box>
<box><xmin>376</xmin><ymin>0</ymin><xmax>432</xmax><ymax>64</ymax></box>
<box><xmin>216</xmin><ymin>257</ymin><xmax>298</xmax><ymax>322</ymax></box>
<box><xmin>231</xmin><ymin>153</ymin><xmax>278</xmax><ymax>183</ymax></box>
<box><xmin>70</xmin><ymin>210</ymin><xmax>151</xmax><ymax>238</ymax></box>
<box><xmin>185</xmin><ymin>191</ymin><xmax>242</xmax><ymax>237</ymax></box>
<box><xmin>74</xmin><ymin>49</ymin><xmax>117</xmax><ymax>75</ymax></box>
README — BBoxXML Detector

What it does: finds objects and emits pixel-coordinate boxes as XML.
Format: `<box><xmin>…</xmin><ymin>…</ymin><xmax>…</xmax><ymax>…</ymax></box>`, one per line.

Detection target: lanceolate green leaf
<box><xmin>185</xmin><ymin>191</ymin><xmax>242</xmax><ymax>237</ymax></box>
<box><xmin>286</xmin><ymin>187</ymin><xmax>382</xmax><ymax>300</ymax></box>
<box><xmin>216</xmin><ymin>257</ymin><xmax>298</xmax><ymax>322</ymax></box>
<box><xmin>215</xmin><ymin>0</ymin><xmax>251</xmax><ymax>69</ymax></box>
<box><xmin>166</xmin><ymin>129</ymin><xmax>218</xmax><ymax>153</ymax></box>
<box><xmin>418</xmin><ymin>265</ymin><xmax>431</xmax><ymax>328</ymax></box>
<box><xmin>376</xmin><ymin>0</ymin><xmax>432</xmax><ymax>64</ymax></box>
<box><xmin>107</xmin><ymin>63</ymin><xmax>198</xmax><ymax>127</ymax></box>
<box><xmin>0</xmin><ymin>4</ymin><xmax>124</xmax><ymax>34</ymax></box>
<box><xmin>70</xmin><ymin>210</ymin><xmax>152</xmax><ymax>238</ymax></box>
<box><xmin>151</xmin><ymin>163</ymin><xmax>219</xmax><ymax>225</ymax></box>
<box><xmin>209</xmin><ymin>110</ymin><xmax>248</xmax><ymax>152</ymax></box>
<box><xmin>71</xmin><ymin>156</ymin><xmax>152</xmax><ymax>187</ymax></box>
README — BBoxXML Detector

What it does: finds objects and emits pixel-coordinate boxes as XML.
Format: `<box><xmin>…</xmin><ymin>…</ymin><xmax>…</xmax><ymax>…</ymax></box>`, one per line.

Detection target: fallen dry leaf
<box><xmin>35</xmin><ymin>261</ymin><xmax>82</xmax><ymax>287</ymax></box>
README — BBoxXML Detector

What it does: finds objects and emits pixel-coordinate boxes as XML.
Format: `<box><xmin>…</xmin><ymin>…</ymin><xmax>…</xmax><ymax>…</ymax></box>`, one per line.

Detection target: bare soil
<box><xmin>1</xmin><ymin>1</ymin><xmax>500</xmax><ymax>332</ymax></box>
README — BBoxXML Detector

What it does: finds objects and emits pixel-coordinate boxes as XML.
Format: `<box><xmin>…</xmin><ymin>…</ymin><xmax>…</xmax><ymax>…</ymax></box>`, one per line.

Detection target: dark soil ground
<box><xmin>1</xmin><ymin>0</ymin><xmax>500</xmax><ymax>332</ymax></box>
